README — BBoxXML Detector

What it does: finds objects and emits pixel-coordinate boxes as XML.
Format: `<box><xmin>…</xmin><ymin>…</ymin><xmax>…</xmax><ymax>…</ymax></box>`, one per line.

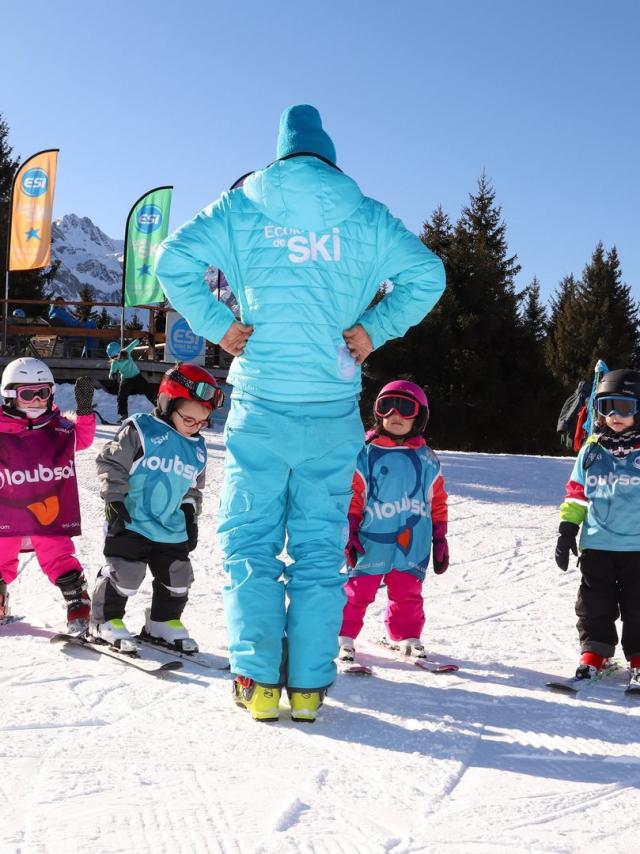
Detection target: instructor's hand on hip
<box><xmin>220</xmin><ymin>321</ymin><xmax>253</xmax><ymax>356</ymax></box>
<box><xmin>343</xmin><ymin>325</ymin><xmax>373</xmax><ymax>365</ymax></box>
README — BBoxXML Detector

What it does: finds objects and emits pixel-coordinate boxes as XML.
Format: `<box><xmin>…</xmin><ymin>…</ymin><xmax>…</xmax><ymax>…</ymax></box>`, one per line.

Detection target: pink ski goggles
<box><xmin>13</xmin><ymin>384</ymin><xmax>53</xmax><ymax>404</ymax></box>
<box><xmin>374</xmin><ymin>393</ymin><xmax>420</xmax><ymax>419</ymax></box>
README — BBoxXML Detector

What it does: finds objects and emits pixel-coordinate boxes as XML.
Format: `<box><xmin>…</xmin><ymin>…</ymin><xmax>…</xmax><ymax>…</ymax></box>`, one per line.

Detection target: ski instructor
<box><xmin>155</xmin><ymin>105</ymin><xmax>445</xmax><ymax>721</ymax></box>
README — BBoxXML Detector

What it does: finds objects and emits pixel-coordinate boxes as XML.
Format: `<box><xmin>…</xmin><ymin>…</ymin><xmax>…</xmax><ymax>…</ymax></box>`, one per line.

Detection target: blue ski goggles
<box><xmin>596</xmin><ymin>396</ymin><xmax>639</xmax><ymax>418</ymax></box>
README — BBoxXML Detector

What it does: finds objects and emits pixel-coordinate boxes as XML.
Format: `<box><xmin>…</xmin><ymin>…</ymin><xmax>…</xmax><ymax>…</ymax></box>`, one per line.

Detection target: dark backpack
<box><xmin>557</xmin><ymin>379</ymin><xmax>590</xmax><ymax>451</ymax></box>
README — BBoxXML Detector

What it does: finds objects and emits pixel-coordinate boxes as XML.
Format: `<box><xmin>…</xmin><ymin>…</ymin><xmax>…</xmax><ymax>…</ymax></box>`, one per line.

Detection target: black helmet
<box><xmin>595</xmin><ymin>369</ymin><xmax>640</xmax><ymax>400</ymax></box>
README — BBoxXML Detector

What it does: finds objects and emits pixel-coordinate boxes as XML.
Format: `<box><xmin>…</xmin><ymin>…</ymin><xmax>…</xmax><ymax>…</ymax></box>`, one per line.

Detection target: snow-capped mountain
<box><xmin>49</xmin><ymin>213</ymin><xmax>237</xmax><ymax>314</ymax></box>
<box><xmin>50</xmin><ymin>214</ymin><xmax>123</xmax><ymax>303</ymax></box>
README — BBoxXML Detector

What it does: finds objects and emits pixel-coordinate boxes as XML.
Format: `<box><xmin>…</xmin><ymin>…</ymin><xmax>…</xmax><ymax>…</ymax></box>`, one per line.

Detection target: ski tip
<box><xmin>546</xmin><ymin>681</ymin><xmax>578</xmax><ymax>694</ymax></box>
<box><xmin>159</xmin><ymin>660</ymin><xmax>183</xmax><ymax>672</ymax></box>
<box><xmin>340</xmin><ymin>665</ymin><xmax>373</xmax><ymax>676</ymax></box>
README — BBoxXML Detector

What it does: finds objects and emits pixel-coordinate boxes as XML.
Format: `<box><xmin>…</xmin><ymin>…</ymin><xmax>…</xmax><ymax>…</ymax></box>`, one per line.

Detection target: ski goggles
<box><xmin>13</xmin><ymin>384</ymin><xmax>53</xmax><ymax>404</ymax></box>
<box><xmin>374</xmin><ymin>393</ymin><xmax>420</xmax><ymax>419</ymax></box>
<box><xmin>167</xmin><ymin>369</ymin><xmax>225</xmax><ymax>408</ymax></box>
<box><xmin>596</xmin><ymin>396</ymin><xmax>639</xmax><ymax>418</ymax></box>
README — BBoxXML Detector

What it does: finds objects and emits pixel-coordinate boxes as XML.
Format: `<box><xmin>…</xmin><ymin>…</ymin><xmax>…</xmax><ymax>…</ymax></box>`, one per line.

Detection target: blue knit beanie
<box><xmin>276</xmin><ymin>105</ymin><xmax>337</xmax><ymax>165</ymax></box>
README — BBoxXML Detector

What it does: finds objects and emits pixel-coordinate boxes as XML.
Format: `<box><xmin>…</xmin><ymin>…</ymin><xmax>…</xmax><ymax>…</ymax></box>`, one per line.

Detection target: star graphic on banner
<box><xmin>25</xmin><ymin>228</ymin><xmax>41</xmax><ymax>240</ymax></box>
<box><xmin>137</xmin><ymin>263</ymin><xmax>152</xmax><ymax>277</ymax></box>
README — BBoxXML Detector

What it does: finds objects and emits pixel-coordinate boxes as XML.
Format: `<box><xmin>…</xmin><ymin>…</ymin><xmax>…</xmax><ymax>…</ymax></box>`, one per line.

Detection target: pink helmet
<box><xmin>374</xmin><ymin>379</ymin><xmax>430</xmax><ymax>434</ymax></box>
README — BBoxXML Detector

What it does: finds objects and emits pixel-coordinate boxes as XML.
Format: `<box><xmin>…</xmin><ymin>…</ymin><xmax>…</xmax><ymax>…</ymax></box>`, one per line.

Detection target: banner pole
<box><xmin>2</xmin><ymin>270</ymin><xmax>9</xmax><ymax>355</ymax></box>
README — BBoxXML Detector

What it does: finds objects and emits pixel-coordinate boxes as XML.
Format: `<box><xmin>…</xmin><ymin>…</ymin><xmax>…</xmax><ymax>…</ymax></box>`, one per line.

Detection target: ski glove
<box><xmin>74</xmin><ymin>376</ymin><xmax>95</xmax><ymax>415</ymax></box>
<box><xmin>555</xmin><ymin>521</ymin><xmax>579</xmax><ymax>571</ymax></box>
<box><xmin>182</xmin><ymin>503</ymin><xmax>198</xmax><ymax>552</ymax></box>
<box><xmin>432</xmin><ymin>521</ymin><xmax>449</xmax><ymax>574</ymax></box>
<box><xmin>105</xmin><ymin>501</ymin><xmax>131</xmax><ymax>535</ymax></box>
<box><xmin>345</xmin><ymin>513</ymin><xmax>365</xmax><ymax>569</ymax></box>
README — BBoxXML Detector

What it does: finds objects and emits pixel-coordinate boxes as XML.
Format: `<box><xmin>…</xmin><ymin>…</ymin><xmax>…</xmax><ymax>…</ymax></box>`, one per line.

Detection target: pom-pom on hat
<box><xmin>276</xmin><ymin>104</ymin><xmax>337</xmax><ymax>165</ymax></box>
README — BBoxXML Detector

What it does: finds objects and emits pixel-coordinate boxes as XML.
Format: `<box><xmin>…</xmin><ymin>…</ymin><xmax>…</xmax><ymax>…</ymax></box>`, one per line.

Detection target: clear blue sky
<box><xmin>2</xmin><ymin>0</ymin><xmax>638</xmax><ymax>304</ymax></box>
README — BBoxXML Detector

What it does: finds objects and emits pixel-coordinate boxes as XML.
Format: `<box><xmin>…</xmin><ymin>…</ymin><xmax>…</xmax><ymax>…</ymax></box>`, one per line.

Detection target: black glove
<box><xmin>555</xmin><ymin>521</ymin><xmax>579</xmax><ymax>571</ymax></box>
<box><xmin>182</xmin><ymin>503</ymin><xmax>198</xmax><ymax>551</ymax></box>
<box><xmin>105</xmin><ymin>501</ymin><xmax>131</xmax><ymax>534</ymax></box>
<box><xmin>75</xmin><ymin>376</ymin><xmax>95</xmax><ymax>415</ymax></box>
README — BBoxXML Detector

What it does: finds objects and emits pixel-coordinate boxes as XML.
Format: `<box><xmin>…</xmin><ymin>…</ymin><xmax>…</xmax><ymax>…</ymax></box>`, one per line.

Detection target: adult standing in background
<box><xmin>155</xmin><ymin>104</ymin><xmax>445</xmax><ymax>722</ymax></box>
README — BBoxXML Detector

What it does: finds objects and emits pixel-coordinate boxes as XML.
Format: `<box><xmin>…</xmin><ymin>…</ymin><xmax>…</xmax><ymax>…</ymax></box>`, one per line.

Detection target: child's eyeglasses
<box><xmin>596</xmin><ymin>396</ymin><xmax>639</xmax><ymax>418</ymax></box>
<box><xmin>175</xmin><ymin>410</ymin><xmax>210</xmax><ymax>429</ymax></box>
<box><xmin>15</xmin><ymin>384</ymin><xmax>53</xmax><ymax>404</ymax></box>
<box><xmin>374</xmin><ymin>394</ymin><xmax>420</xmax><ymax>419</ymax></box>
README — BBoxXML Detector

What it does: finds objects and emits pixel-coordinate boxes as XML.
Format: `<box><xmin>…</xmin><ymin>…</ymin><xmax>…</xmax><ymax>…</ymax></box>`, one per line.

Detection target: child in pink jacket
<box><xmin>0</xmin><ymin>358</ymin><xmax>95</xmax><ymax>631</ymax></box>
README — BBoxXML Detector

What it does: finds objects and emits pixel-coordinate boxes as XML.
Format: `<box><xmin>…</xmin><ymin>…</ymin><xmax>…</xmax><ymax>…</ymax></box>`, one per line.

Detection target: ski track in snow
<box><xmin>1</xmin><ymin>401</ymin><xmax>640</xmax><ymax>853</ymax></box>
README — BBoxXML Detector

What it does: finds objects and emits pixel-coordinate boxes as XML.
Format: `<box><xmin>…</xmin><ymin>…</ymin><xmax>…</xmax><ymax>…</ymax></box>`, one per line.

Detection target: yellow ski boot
<box><xmin>232</xmin><ymin>676</ymin><xmax>281</xmax><ymax>722</ymax></box>
<box><xmin>288</xmin><ymin>689</ymin><xmax>326</xmax><ymax>723</ymax></box>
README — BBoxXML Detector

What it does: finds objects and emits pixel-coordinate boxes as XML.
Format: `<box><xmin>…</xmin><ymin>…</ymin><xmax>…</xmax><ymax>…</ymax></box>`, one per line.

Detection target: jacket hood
<box><xmin>242</xmin><ymin>156</ymin><xmax>363</xmax><ymax>232</ymax></box>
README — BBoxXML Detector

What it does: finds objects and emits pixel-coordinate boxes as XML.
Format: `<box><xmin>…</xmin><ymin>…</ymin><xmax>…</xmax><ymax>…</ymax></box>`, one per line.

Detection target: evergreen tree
<box><xmin>520</xmin><ymin>277</ymin><xmax>547</xmax><ymax>343</ymax></box>
<box><xmin>75</xmin><ymin>284</ymin><xmax>100</xmax><ymax>324</ymax></box>
<box><xmin>546</xmin><ymin>245</ymin><xmax>638</xmax><ymax>391</ymax></box>
<box><xmin>125</xmin><ymin>311</ymin><xmax>143</xmax><ymax>331</ymax></box>
<box><xmin>96</xmin><ymin>307</ymin><xmax>111</xmax><ymax>328</ymax></box>
<box><xmin>0</xmin><ymin>113</ymin><xmax>56</xmax><ymax>322</ymax></box>
<box><xmin>367</xmin><ymin>174</ymin><xmax>561</xmax><ymax>452</ymax></box>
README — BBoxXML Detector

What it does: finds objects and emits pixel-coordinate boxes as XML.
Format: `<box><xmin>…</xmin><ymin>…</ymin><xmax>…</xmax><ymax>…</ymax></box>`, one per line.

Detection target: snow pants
<box><xmin>340</xmin><ymin>570</ymin><xmax>425</xmax><ymax>641</ymax></box>
<box><xmin>117</xmin><ymin>374</ymin><xmax>156</xmax><ymax>419</ymax></box>
<box><xmin>218</xmin><ymin>394</ymin><xmax>364</xmax><ymax>690</ymax></box>
<box><xmin>576</xmin><ymin>549</ymin><xmax>640</xmax><ymax>660</ymax></box>
<box><xmin>0</xmin><ymin>535</ymin><xmax>83</xmax><ymax>585</ymax></box>
<box><xmin>92</xmin><ymin>530</ymin><xmax>194</xmax><ymax>623</ymax></box>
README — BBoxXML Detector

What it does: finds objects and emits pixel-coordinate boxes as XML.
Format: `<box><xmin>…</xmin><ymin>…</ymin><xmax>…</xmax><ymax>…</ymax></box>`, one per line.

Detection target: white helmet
<box><xmin>1</xmin><ymin>357</ymin><xmax>56</xmax><ymax>401</ymax></box>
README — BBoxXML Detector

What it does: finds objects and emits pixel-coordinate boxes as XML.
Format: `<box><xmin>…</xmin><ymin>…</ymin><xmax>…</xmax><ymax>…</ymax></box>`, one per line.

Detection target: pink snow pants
<box><xmin>0</xmin><ymin>536</ymin><xmax>83</xmax><ymax>585</ymax></box>
<box><xmin>340</xmin><ymin>569</ymin><xmax>425</xmax><ymax>641</ymax></box>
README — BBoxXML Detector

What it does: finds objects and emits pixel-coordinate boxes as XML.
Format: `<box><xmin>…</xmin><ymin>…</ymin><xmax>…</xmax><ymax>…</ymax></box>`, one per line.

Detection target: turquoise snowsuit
<box><xmin>156</xmin><ymin>155</ymin><xmax>445</xmax><ymax>689</ymax></box>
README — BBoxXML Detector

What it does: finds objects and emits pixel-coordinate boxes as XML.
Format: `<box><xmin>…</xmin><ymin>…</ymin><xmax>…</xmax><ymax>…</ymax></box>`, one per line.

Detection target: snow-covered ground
<box><xmin>2</xmin><ymin>391</ymin><xmax>639</xmax><ymax>854</ymax></box>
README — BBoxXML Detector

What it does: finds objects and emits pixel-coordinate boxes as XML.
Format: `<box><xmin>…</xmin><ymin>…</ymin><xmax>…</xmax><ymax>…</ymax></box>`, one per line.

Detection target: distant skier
<box><xmin>90</xmin><ymin>363</ymin><xmax>223</xmax><ymax>651</ymax></box>
<box><xmin>339</xmin><ymin>381</ymin><xmax>449</xmax><ymax>663</ymax></box>
<box><xmin>556</xmin><ymin>368</ymin><xmax>640</xmax><ymax>689</ymax></box>
<box><xmin>0</xmin><ymin>358</ymin><xmax>95</xmax><ymax>630</ymax></box>
<box><xmin>106</xmin><ymin>339</ymin><xmax>156</xmax><ymax>421</ymax></box>
<box><xmin>156</xmin><ymin>104</ymin><xmax>445</xmax><ymax>722</ymax></box>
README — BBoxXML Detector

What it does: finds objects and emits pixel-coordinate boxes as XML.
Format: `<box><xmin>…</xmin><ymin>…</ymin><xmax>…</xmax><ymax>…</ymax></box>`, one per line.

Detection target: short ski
<box><xmin>135</xmin><ymin>634</ymin><xmax>230</xmax><ymax>670</ymax></box>
<box><xmin>50</xmin><ymin>633</ymin><xmax>182</xmax><ymax>676</ymax></box>
<box><xmin>339</xmin><ymin>660</ymin><xmax>373</xmax><ymax>676</ymax></box>
<box><xmin>546</xmin><ymin>662</ymin><xmax>621</xmax><ymax>694</ymax></box>
<box><xmin>372</xmin><ymin>639</ymin><xmax>459</xmax><ymax>673</ymax></box>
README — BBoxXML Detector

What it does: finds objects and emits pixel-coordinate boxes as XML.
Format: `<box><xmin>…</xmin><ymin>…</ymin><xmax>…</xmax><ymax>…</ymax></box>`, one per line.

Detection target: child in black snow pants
<box><xmin>556</xmin><ymin>368</ymin><xmax>640</xmax><ymax>689</ymax></box>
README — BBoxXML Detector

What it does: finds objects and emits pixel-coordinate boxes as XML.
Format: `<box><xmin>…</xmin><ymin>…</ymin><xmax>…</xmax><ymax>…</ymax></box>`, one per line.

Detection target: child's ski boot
<box><xmin>56</xmin><ymin>570</ymin><xmax>91</xmax><ymax>634</ymax></box>
<box><xmin>232</xmin><ymin>677</ymin><xmax>281</xmax><ymax>722</ymax></box>
<box><xmin>338</xmin><ymin>635</ymin><xmax>356</xmax><ymax>662</ymax></box>
<box><xmin>287</xmin><ymin>688</ymin><xmax>326</xmax><ymax>723</ymax></box>
<box><xmin>91</xmin><ymin>618</ymin><xmax>137</xmax><ymax>652</ymax></box>
<box><xmin>575</xmin><ymin>651</ymin><xmax>608</xmax><ymax>680</ymax></box>
<box><xmin>140</xmin><ymin>609</ymin><xmax>199</xmax><ymax>653</ymax></box>
<box><xmin>394</xmin><ymin>638</ymin><xmax>427</xmax><ymax>659</ymax></box>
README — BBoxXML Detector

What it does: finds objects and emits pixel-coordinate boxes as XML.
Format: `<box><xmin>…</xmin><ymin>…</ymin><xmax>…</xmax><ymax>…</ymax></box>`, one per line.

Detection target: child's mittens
<box><xmin>74</xmin><ymin>376</ymin><xmax>95</xmax><ymax>415</ymax></box>
<box><xmin>432</xmin><ymin>521</ymin><xmax>449</xmax><ymax>574</ymax></box>
<box><xmin>345</xmin><ymin>513</ymin><xmax>365</xmax><ymax>568</ymax></box>
<box><xmin>555</xmin><ymin>521</ymin><xmax>579</xmax><ymax>571</ymax></box>
<box><xmin>182</xmin><ymin>504</ymin><xmax>198</xmax><ymax>552</ymax></box>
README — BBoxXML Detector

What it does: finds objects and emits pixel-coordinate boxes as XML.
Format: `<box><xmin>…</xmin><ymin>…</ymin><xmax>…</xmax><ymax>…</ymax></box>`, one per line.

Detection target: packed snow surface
<box><xmin>2</xmin><ymin>392</ymin><xmax>638</xmax><ymax>854</ymax></box>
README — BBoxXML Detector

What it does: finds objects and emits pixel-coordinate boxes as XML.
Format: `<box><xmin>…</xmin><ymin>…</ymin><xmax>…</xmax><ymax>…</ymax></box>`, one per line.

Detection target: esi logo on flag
<box><xmin>9</xmin><ymin>150</ymin><xmax>59</xmax><ymax>271</ymax></box>
<box><xmin>123</xmin><ymin>186</ymin><xmax>172</xmax><ymax>307</ymax></box>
